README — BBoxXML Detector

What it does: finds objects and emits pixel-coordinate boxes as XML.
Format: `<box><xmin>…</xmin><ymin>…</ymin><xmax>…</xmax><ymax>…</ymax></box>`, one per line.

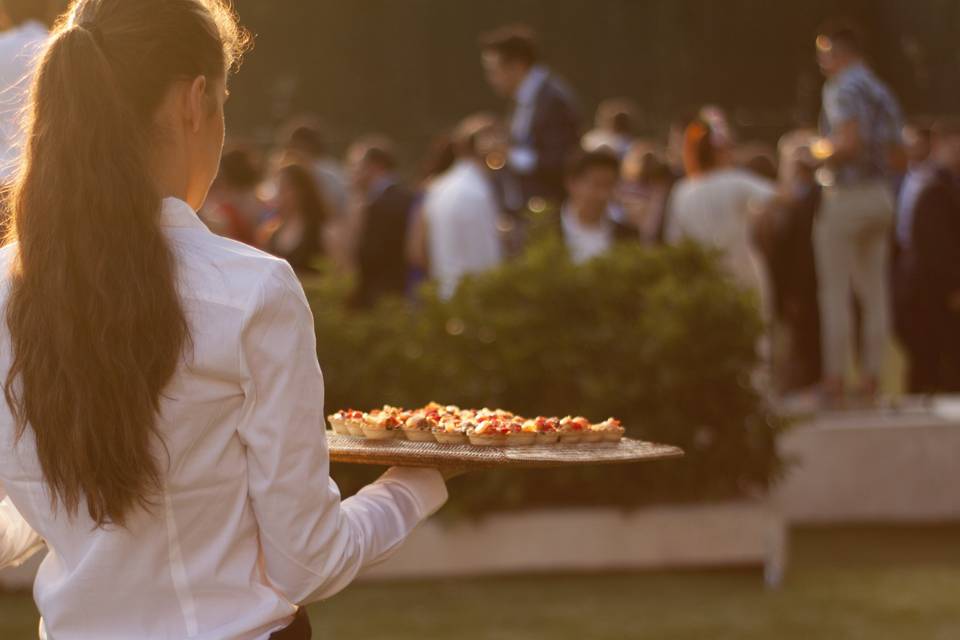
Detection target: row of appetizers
<box><xmin>328</xmin><ymin>403</ymin><xmax>625</xmax><ymax>446</ymax></box>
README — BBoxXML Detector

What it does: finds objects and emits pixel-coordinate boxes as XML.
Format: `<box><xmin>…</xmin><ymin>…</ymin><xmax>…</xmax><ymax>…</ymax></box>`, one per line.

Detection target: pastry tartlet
<box><xmin>362</xmin><ymin>412</ymin><xmax>401</xmax><ymax>440</ymax></box>
<box><xmin>506</xmin><ymin>419</ymin><xmax>536</xmax><ymax>446</ymax></box>
<box><xmin>595</xmin><ymin>418</ymin><xmax>626</xmax><ymax>443</ymax></box>
<box><xmin>328</xmin><ymin>402</ymin><xmax>624</xmax><ymax>449</ymax></box>
<box><xmin>327</xmin><ymin>410</ymin><xmax>351</xmax><ymax>435</ymax></box>
<box><xmin>401</xmin><ymin>412</ymin><xmax>436</xmax><ymax>442</ymax></box>
<box><xmin>467</xmin><ymin>419</ymin><xmax>507</xmax><ymax>446</ymax></box>
<box><xmin>342</xmin><ymin>410</ymin><xmax>366</xmax><ymax>437</ymax></box>
<box><xmin>433</xmin><ymin>416</ymin><xmax>469</xmax><ymax>445</ymax></box>
<box><xmin>558</xmin><ymin>416</ymin><xmax>588</xmax><ymax>444</ymax></box>
<box><xmin>580</xmin><ymin>416</ymin><xmax>604</xmax><ymax>443</ymax></box>
<box><xmin>525</xmin><ymin>417</ymin><xmax>560</xmax><ymax>445</ymax></box>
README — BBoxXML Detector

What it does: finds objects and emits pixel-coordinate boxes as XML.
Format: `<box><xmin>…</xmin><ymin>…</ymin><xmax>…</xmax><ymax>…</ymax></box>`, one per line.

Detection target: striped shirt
<box><xmin>820</xmin><ymin>62</ymin><xmax>903</xmax><ymax>186</ymax></box>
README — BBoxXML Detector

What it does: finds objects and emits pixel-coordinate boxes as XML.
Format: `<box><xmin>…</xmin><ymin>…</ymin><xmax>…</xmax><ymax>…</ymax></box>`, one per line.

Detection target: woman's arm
<box><xmin>237</xmin><ymin>261</ymin><xmax>447</xmax><ymax>606</ymax></box>
<box><xmin>0</xmin><ymin>491</ymin><xmax>45</xmax><ymax>570</ymax></box>
<box><xmin>254</xmin><ymin>216</ymin><xmax>282</xmax><ymax>251</ymax></box>
<box><xmin>405</xmin><ymin>201</ymin><xmax>430</xmax><ymax>272</ymax></box>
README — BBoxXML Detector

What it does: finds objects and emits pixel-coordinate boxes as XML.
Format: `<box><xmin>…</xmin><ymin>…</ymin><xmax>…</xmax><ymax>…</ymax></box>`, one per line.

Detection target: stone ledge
<box><xmin>361</xmin><ymin>502</ymin><xmax>786</xmax><ymax>587</ymax></box>
<box><xmin>1</xmin><ymin>501</ymin><xmax>786</xmax><ymax>591</ymax></box>
<box><xmin>774</xmin><ymin>396</ymin><xmax>960</xmax><ymax>524</ymax></box>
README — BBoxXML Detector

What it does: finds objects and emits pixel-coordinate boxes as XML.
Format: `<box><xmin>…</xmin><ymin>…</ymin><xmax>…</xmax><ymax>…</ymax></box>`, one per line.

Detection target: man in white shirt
<box><xmin>420</xmin><ymin>114</ymin><xmax>504</xmax><ymax>299</ymax></box>
<box><xmin>559</xmin><ymin>150</ymin><xmax>638</xmax><ymax>264</ymax></box>
<box><xmin>480</xmin><ymin>24</ymin><xmax>580</xmax><ymax>211</ymax></box>
<box><xmin>0</xmin><ymin>0</ymin><xmax>50</xmax><ymax>183</ymax></box>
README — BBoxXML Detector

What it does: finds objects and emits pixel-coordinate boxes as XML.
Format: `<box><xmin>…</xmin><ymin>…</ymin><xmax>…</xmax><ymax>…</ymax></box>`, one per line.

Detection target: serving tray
<box><xmin>326</xmin><ymin>432</ymin><xmax>683</xmax><ymax>469</ymax></box>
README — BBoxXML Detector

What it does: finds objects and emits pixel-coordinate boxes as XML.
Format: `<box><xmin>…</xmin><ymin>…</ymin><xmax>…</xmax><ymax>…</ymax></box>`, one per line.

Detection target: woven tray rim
<box><xmin>326</xmin><ymin>432</ymin><xmax>683</xmax><ymax>469</ymax></box>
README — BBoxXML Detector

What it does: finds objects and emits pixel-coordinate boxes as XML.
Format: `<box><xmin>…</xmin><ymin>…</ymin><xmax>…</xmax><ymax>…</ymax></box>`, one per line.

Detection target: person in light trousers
<box><xmin>813</xmin><ymin>21</ymin><xmax>904</xmax><ymax>403</ymax></box>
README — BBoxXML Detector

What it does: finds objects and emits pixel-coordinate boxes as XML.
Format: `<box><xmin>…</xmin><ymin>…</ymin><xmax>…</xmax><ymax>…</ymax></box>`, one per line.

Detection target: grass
<box><xmin>4</xmin><ymin>526</ymin><xmax>960</xmax><ymax>639</ymax></box>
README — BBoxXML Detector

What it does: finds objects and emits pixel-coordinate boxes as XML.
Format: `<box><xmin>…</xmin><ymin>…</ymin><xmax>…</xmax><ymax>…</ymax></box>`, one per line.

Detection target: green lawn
<box><xmin>4</xmin><ymin>526</ymin><xmax>960</xmax><ymax>639</ymax></box>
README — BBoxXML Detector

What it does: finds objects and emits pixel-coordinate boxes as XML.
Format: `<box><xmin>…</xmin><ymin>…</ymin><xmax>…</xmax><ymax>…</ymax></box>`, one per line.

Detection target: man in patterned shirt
<box><xmin>814</xmin><ymin>20</ymin><xmax>904</xmax><ymax>403</ymax></box>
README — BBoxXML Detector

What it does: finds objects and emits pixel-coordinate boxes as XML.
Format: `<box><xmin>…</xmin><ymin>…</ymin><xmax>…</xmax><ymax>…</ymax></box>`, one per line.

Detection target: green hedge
<box><xmin>304</xmin><ymin>235</ymin><xmax>782</xmax><ymax>518</ymax></box>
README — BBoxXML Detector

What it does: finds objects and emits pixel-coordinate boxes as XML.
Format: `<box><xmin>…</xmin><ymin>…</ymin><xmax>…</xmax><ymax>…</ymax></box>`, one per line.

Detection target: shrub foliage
<box><xmin>304</xmin><ymin>236</ymin><xmax>781</xmax><ymax>517</ymax></box>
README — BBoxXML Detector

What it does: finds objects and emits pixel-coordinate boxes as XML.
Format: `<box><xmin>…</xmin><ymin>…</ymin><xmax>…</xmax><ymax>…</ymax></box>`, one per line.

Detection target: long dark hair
<box><xmin>273</xmin><ymin>163</ymin><xmax>327</xmax><ymax>270</ymax></box>
<box><xmin>3</xmin><ymin>0</ymin><xmax>247</xmax><ymax>527</ymax></box>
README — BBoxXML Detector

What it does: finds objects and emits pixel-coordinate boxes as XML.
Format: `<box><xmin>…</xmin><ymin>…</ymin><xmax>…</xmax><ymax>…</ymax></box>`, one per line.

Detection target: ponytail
<box><xmin>4</xmin><ymin>0</ymin><xmax>247</xmax><ymax>528</ymax></box>
<box><xmin>682</xmin><ymin>119</ymin><xmax>718</xmax><ymax>178</ymax></box>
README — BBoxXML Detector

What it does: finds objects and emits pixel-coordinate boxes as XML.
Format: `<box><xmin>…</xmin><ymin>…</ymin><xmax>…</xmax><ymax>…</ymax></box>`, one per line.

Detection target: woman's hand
<box><xmin>435</xmin><ymin>465</ymin><xmax>471</xmax><ymax>481</ymax></box>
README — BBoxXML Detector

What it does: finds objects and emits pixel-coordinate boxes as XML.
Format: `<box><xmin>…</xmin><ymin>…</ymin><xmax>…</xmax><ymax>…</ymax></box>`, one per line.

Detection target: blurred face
<box><xmin>346</xmin><ymin>145</ymin><xmax>375</xmax><ymax>192</ymax></box>
<box><xmin>622</xmin><ymin>142</ymin><xmax>658</xmax><ymax>183</ymax></box>
<box><xmin>816</xmin><ymin>36</ymin><xmax>854</xmax><ymax>78</ymax></box>
<box><xmin>934</xmin><ymin>133</ymin><xmax>960</xmax><ymax>174</ymax></box>
<box><xmin>903</xmin><ymin>126</ymin><xmax>932</xmax><ymax>166</ymax></box>
<box><xmin>474</xmin><ymin>123</ymin><xmax>509</xmax><ymax>168</ymax></box>
<box><xmin>816</xmin><ymin>37</ymin><xmax>837</xmax><ymax>77</ymax></box>
<box><xmin>482</xmin><ymin>51</ymin><xmax>527</xmax><ymax>98</ymax></box>
<box><xmin>567</xmin><ymin>166</ymin><xmax>619</xmax><ymax>224</ymax></box>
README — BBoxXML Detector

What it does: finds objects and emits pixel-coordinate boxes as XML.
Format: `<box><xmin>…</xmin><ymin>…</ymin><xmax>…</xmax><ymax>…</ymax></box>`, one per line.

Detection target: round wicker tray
<box><xmin>326</xmin><ymin>432</ymin><xmax>683</xmax><ymax>469</ymax></box>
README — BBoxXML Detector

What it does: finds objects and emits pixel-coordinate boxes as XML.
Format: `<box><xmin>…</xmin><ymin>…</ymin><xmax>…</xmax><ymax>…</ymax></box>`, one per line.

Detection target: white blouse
<box><xmin>666</xmin><ymin>168</ymin><xmax>777</xmax><ymax>315</ymax></box>
<box><xmin>0</xmin><ymin>198</ymin><xmax>447</xmax><ymax>639</ymax></box>
<box><xmin>423</xmin><ymin>159</ymin><xmax>503</xmax><ymax>299</ymax></box>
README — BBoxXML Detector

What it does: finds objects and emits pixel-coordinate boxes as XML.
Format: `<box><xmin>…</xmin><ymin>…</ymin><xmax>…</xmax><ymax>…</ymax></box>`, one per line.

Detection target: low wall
<box><xmin>774</xmin><ymin>396</ymin><xmax>960</xmax><ymax>523</ymax></box>
<box><xmin>1</xmin><ymin>501</ymin><xmax>786</xmax><ymax>591</ymax></box>
<box><xmin>362</xmin><ymin>502</ymin><xmax>786</xmax><ymax>586</ymax></box>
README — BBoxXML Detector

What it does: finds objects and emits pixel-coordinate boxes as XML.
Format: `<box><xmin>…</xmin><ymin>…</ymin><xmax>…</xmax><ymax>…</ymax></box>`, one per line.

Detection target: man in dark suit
<box><xmin>901</xmin><ymin>118</ymin><xmax>960</xmax><ymax>392</ymax></box>
<box><xmin>480</xmin><ymin>24</ymin><xmax>581</xmax><ymax>212</ymax></box>
<box><xmin>346</xmin><ymin>136</ymin><xmax>415</xmax><ymax>309</ymax></box>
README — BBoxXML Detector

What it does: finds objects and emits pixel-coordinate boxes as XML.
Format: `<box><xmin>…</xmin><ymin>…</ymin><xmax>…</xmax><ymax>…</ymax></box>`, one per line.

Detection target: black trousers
<box><xmin>270</xmin><ymin>608</ymin><xmax>312</xmax><ymax>640</ymax></box>
<box><xmin>901</xmin><ymin>297</ymin><xmax>960</xmax><ymax>394</ymax></box>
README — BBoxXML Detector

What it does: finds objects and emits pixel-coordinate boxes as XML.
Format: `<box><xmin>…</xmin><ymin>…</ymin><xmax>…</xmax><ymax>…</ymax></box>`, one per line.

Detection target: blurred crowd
<box><xmin>1</xmin><ymin>5</ymin><xmax>958</xmax><ymax>404</ymax></box>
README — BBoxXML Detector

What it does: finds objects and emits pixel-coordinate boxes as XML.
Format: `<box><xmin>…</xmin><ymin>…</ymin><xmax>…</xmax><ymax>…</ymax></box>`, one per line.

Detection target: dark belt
<box><xmin>269</xmin><ymin>608</ymin><xmax>312</xmax><ymax>640</ymax></box>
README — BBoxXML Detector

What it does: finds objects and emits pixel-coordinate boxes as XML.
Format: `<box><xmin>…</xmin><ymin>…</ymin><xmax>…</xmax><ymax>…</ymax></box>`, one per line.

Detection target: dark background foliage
<box><xmin>226</xmin><ymin>0</ymin><xmax>960</xmax><ymax>165</ymax></box>
<box><xmin>304</xmin><ymin>235</ymin><xmax>782</xmax><ymax>517</ymax></box>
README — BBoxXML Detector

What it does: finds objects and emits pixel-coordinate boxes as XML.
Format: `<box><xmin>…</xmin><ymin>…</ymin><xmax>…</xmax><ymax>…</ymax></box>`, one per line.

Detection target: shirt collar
<box><xmin>561</xmin><ymin>201</ymin><xmax>614</xmax><ymax>233</ymax></box>
<box><xmin>367</xmin><ymin>175</ymin><xmax>396</xmax><ymax>201</ymax></box>
<box><xmin>830</xmin><ymin>60</ymin><xmax>866</xmax><ymax>87</ymax></box>
<box><xmin>451</xmin><ymin>158</ymin><xmax>484</xmax><ymax>178</ymax></box>
<box><xmin>160</xmin><ymin>197</ymin><xmax>209</xmax><ymax>230</ymax></box>
<box><xmin>515</xmin><ymin>65</ymin><xmax>549</xmax><ymax>106</ymax></box>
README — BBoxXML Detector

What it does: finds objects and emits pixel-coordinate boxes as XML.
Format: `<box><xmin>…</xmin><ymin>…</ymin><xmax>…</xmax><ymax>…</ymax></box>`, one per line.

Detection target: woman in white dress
<box><xmin>0</xmin><ymin>1</ymin><xmax>449</xmax><ymax>638</ymax></box>
<box><xmin>666</xmin><ymin>116</ymin><xmax>780</xmax><ymax>319</ymax></box>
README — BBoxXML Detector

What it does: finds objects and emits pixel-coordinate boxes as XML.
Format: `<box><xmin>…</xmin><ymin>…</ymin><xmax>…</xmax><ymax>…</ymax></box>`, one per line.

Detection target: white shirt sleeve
<box><xmin>738</xmin><ymin>173</ymin><xmax>778</xmax><ymax>205</ymax></box>
<box><xmin>664</xmin><ymin>185</ymin><xmax>686</xmax><ymax>244</ymax></box>
<box><xmin>0</xmin><ymin>491</ymin><xmax>45</xmax><ymax>570</ymax></box>
<box><xmin>237</xmin><ymin>261</ymin><xmax>447</xmax><ymax>605</ymax></box>
<box><xmin>508</xmin><ymin>146</ymin><xmax>539</xmax><ymax>175</ymax></box>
